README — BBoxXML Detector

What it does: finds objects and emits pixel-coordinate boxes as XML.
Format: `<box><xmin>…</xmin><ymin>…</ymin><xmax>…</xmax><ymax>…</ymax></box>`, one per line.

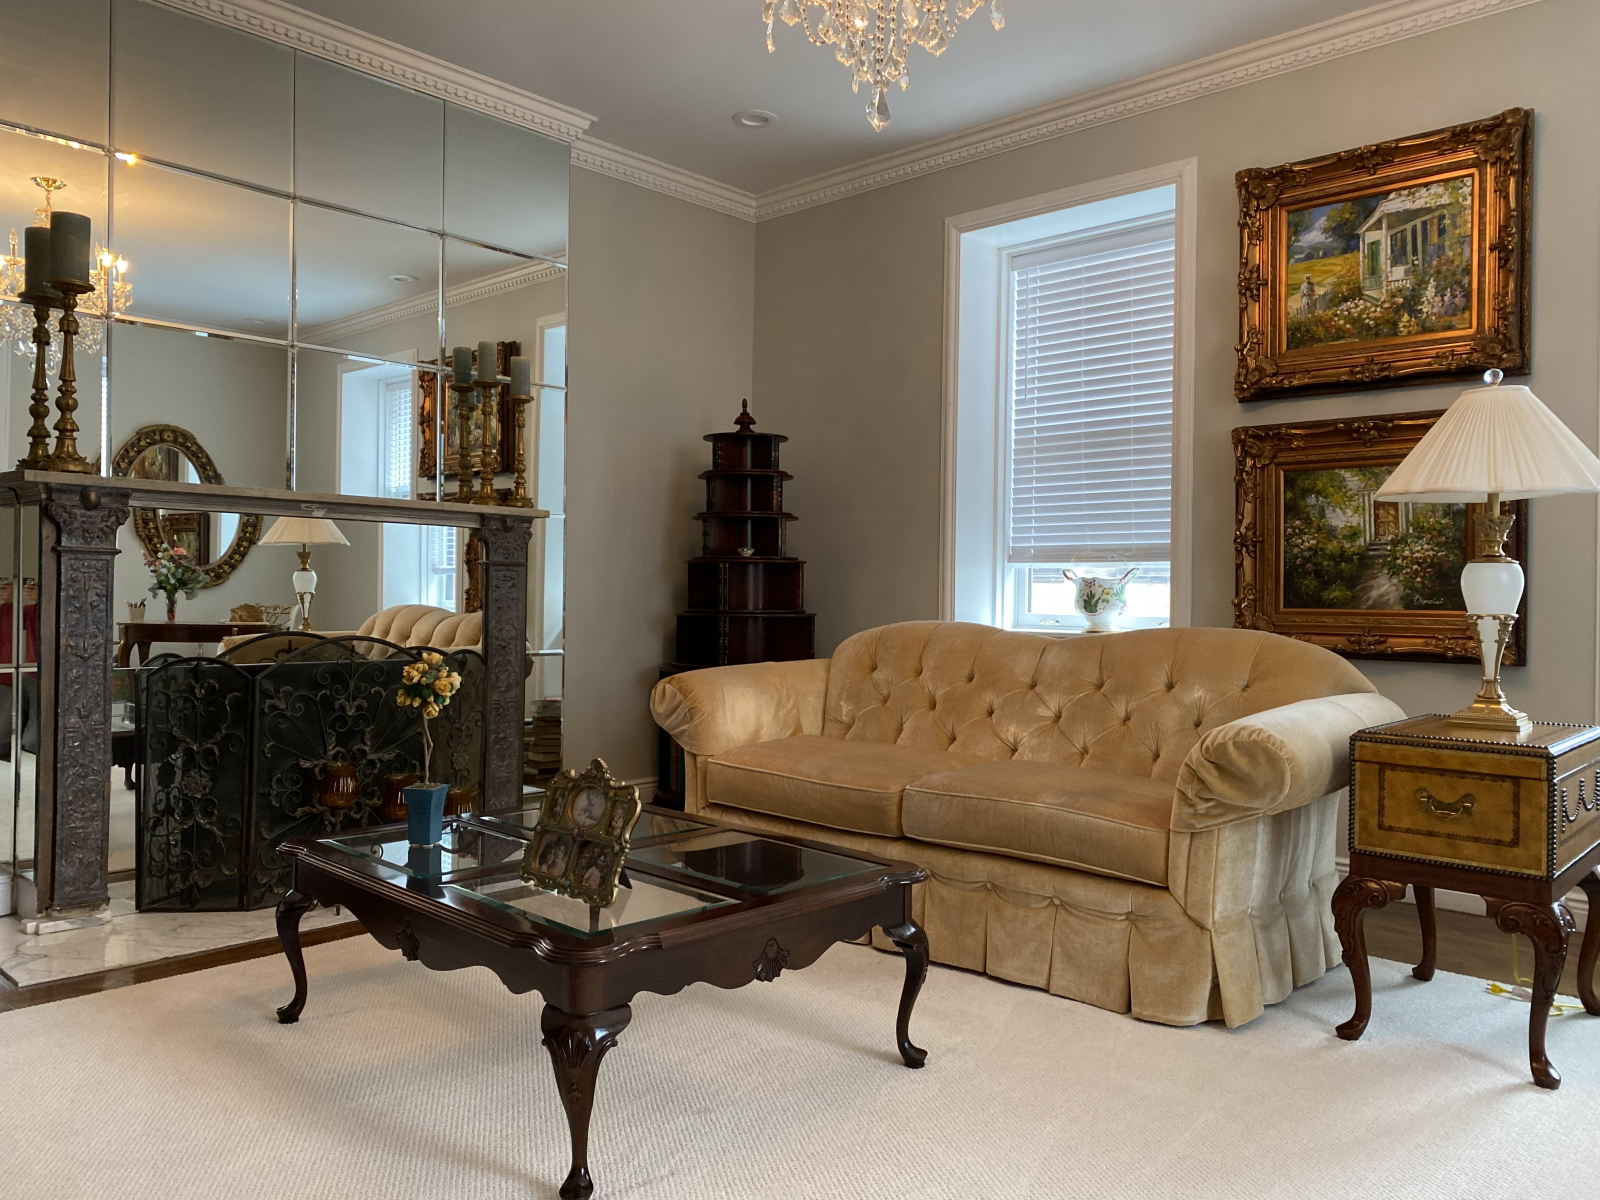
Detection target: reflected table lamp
<box><xmin>1376</xmin><ymin>370</ymin><xmax>1600</xmax><ymax>735</ymax></box>
<box><xmin>260</xmin><ymin>516</ymin><xmax>349</xmax><ymax>631</ymax></box>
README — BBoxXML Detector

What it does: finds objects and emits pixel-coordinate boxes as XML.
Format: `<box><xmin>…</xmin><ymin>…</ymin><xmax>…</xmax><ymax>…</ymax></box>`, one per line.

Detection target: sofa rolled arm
<box><xmin>1172</xmin><ymin>691</ymin><xmax>1406</xmax><ymax>832</ymax></box>
<box><xmin>650</xmin><ymin>659</ymin><xmax>831</xmax><ymax>759</ymax></box>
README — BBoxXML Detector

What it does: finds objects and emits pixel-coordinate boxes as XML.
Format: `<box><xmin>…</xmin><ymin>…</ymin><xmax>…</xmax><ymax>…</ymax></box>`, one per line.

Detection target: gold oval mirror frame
<box><xmin>110</xmin><ymin>424</ymin><xmax>263</xmax><ymax>589</ymax></box>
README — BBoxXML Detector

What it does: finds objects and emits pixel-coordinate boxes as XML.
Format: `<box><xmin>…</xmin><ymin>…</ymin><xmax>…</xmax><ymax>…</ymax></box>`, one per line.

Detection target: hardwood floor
<box><xmin>0</xmin><ymin>921</ymin><xmax>365</xmax><ymax>1013</ymax></box>
<box><xmin>1362</xmin><ymin>902</ymin><xmax>1590</xmax><ymax>998</ymax></box>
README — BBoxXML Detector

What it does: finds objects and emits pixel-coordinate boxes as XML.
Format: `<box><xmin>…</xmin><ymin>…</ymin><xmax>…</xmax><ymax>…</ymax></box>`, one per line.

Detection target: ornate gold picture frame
<box><xmin>1233</xmin><ymin>411</ymin><xmax>1526</xmax><ymax>664</ymax></box>
<box><xmin>1235</xmin><ymin>109</ymin><xmax>1531</xmax><ymax>401</ymax></box>
<box><xmin>517</xmin><ymin>758</ymin><xmax>642</xmax><ymax>907</ymax></box>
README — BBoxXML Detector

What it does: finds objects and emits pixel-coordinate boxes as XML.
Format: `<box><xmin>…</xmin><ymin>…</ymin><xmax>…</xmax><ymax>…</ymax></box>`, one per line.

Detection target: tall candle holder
<box><xmin>449</xmin><ymin>381</ymin><xmax>479</xmax><ymax>502</ymax></box>
<box><xmin>46</xmin><ymin>279</ymin><xmax>93</xmax><ymax>473</ymax></box>
<box><xmin>505</xmin><ymin>391</ymin><xmax>536</xmax><ymax>508</ymax></box>
<box><xmin>471</xmin><ymin>379</ymin><xmax>502</xmax><ymax>506</ymax></box>
<box><xmin>15</xmin><ymin>289</ymin><xmax>57</xmax><ymax>470</ymax></box>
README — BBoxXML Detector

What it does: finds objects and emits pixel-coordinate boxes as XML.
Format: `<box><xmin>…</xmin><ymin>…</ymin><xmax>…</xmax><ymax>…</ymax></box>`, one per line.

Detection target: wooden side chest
<box><xmin>1351</xmin><ymin>715</ymin><xmax>1600</xmax><ymax>881</ymax></box>
<box><xmin>1337</xmin><ymin>714</ymin><xmax>1600</xmax><ymax>1089</ymax></box>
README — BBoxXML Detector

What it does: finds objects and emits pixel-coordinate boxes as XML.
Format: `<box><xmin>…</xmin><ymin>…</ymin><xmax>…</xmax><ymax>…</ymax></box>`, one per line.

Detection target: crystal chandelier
<box><xmin>0</xmin><ymin>176</ymin><xmax>131</xmax><ymax>371</ymax></box>
<box><xmin>764</xmin><ymin>0</ymin><xmax>1004</xmax><ymax>131</ymax></box>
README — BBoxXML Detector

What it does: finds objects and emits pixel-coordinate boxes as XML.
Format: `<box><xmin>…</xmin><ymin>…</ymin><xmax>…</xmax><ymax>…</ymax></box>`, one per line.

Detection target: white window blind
<box><xmin>381</xmin><ymin>378</ymin><xmax>414</xmax><ymax>501</ymax></box>
<box><xmin>1007</xmin><ymin>219</ymin><xmax>1175</xmax><ymax>564</ymax></box>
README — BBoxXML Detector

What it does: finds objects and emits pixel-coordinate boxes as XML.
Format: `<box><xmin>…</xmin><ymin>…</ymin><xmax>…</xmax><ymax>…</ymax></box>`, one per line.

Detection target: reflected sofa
<box><xmin>651</xmin><ymin>621</ymin><xmax>1404</xmax><ymax>1027</ymax></box>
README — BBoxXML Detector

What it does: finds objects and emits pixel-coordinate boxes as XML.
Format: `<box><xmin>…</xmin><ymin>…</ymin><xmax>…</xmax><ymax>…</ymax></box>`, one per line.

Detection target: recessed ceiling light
<box><xmin>732</xmin><ymin>110</ymin><xmax>777</xmax><ymax>129</ymax></box>
<box><xmin>390</xmin><ymin>273</ymin><xmax>418</xmax><ymax>282</ymax></box>
<box><xmin>246</xmin><ymin>318</ymin><xmax>269</xmax><ymax>325</ymax></box>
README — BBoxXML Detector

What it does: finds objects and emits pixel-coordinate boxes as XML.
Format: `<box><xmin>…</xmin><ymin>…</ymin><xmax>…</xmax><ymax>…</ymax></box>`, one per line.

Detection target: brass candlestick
<box><xmin>15</xmin><ymin>290</ymin><xmax>57</xmax><ymax>470</ymax></box>
<box><xmin>471</xmin><ymin>379</ymin><xmax>502</xmax><ymax>505</ymax></box>
<box><xmin>505</xmin><ymin>392</ymin><xmax>535</xmax><ymax>508</ymax></box>
<box><xmin>45</xmin><ymin>279</ymin><xmax>93</xmax><ymax>473</ymax></box>
<box><xmin>449</xmin><ymin>381</ymin><xmax>479</xmax><ymax>502</ymax></box>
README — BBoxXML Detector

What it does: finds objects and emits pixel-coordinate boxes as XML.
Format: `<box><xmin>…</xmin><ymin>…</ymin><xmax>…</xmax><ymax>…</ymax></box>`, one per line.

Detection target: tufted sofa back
<box><xmin>824</xmin><ymin>622</ymin><xmax>1377</xmax><ymax>781</ymax></box>
<box><xmin>358</xmin><ymin>604</ymin><xmax>483</xmax><ymax>653</ymax></box>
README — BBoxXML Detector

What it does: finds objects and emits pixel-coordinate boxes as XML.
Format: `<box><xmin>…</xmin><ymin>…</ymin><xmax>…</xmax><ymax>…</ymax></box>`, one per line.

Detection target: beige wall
<box><xmin>565</xmin><ymin>168</ymin><xmax>756</xmax><ymax>778</ymax></box>
<box><xmin>753</xmin><ymin>0</ymin><xmax>1600</xmax><ymax>725</ymax></box>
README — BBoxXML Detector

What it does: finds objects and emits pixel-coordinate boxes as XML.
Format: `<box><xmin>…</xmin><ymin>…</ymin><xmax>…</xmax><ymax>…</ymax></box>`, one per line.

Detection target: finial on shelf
<box><xmin>734</xmin><ymin>399</ymin><xmax>756</xmax><ymax>432</ymax></box>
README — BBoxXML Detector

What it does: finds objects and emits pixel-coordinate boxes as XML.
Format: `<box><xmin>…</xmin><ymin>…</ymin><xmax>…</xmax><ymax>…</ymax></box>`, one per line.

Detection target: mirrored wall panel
<box><xmin>294</xmin><ymin>52</ymin><xmax>443</xmax><ymax>229</ymax></box>
<box><xmin>0</xmin><ymin>0</ymin><xmax>571</xmax><ymax>905</ymax></box>
<box><xmin>445</xmin><ymin>103</ymin><xmax>569</xmax><ymax>261</ymax></box>
<box><xmin>111</xmin><ymin>0</ymin><xmax>293</xmax><ymax>189</ymax></box>
<box><xmin>113</xmin><ymin>159</ymin><xmax>291</xmax><ymax>336</ymax></box>
<box><xmin>0</xmin><ymin>1</ymin><xmax>109</xmax><ymax>144</ymax></box>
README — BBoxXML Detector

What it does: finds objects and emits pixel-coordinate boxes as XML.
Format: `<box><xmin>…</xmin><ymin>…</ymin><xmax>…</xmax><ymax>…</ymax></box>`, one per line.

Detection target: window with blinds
<box><xmin>1007</xmin><ymin>218</ymin><xmax>1176</xmax><ymax>569</ymax></box>
<box><xmin>381</xmin><ymin>378</ymin><xmax>414</xmax><ymax>501</ymax></box>
<box><xmin>1003</xmin><ymin>214</ymin><xmax>1176</xmax><ymax>630</ymax></box>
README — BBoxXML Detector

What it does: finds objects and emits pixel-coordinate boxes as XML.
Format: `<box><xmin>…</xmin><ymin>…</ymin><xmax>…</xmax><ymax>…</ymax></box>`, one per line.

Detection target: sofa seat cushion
<box><xmin>902</xmin><ymin>761</ymin><xmax>1176</xmax><ymax>886</ymax></box>
<box><xmin>706</xmin><ymin>735</ymin><xmax>981</xmax><ymax>838</ymax></box>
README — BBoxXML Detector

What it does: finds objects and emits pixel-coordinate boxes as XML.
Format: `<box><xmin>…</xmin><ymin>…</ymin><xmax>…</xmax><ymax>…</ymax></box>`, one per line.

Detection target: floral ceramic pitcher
<box><xmin>1063</xmin><ymin>567</ymin><xmax>1139</xmax><ymax>632</ymax></box>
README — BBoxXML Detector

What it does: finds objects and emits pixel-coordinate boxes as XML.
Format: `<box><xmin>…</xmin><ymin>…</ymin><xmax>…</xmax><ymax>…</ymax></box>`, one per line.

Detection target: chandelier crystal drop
<box><xmin>764</xmin><ymin>0</ymin><xmax>1004</xmax><ymax>131</ymax></box>
<box><xmin>0</xmin><ymin>177</ymin><xmax>132</xmax><ymax>371</ymax></box>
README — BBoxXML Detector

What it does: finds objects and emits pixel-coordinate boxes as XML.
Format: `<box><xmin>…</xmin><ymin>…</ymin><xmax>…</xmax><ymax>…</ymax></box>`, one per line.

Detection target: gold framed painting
<box><xmin>1235</xmin><ymin>108</ymin><xmax>1531</xmax><ymax>401</ymax></box>
<box><xmin>1233</xmin><ymin>411</ymin><xmax>1526</xmax><ymax>664</ymax></box>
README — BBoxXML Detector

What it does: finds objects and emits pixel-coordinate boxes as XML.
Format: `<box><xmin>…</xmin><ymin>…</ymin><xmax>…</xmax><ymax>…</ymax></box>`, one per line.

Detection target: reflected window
<box><xmin>338</xmin><ymin>359</ymin><xmax>457</xmax><ymax>613</ymax></box>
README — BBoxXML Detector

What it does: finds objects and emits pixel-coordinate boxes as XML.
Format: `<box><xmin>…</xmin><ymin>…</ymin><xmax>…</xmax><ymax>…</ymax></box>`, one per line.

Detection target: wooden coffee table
<box><xmin>275</xmin><ymin>805</ymin><xmax>930</xmax><ymax>1199</ymax></box>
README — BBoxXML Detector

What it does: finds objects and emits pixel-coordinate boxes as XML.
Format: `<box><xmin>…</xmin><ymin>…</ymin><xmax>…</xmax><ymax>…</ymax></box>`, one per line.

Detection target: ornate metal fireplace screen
<box><xmin>136</xmin><ymin>636</ymin><xmax>485</xmax><ymax>911</ymax></box>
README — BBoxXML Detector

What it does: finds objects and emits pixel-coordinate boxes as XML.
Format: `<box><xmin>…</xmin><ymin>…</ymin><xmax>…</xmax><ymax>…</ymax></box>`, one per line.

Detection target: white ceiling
<box><xmin>286</xmin><ymin>0</ymin><xmax>1383</xmax><ymax>195</ymax></box>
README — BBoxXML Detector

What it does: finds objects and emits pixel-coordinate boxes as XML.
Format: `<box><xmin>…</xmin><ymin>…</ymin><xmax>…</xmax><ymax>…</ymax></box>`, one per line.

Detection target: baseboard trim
<box><xmin>1335</xmin><ymin>854</ymin><xmax>1588</xmax><ymax>932</ymax></box>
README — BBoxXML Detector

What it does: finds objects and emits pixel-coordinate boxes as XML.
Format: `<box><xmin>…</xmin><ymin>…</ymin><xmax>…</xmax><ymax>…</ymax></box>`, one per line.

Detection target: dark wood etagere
<box><xmin>657</xmin><ymin>402</ymin><xmax>814</xmax><ymax>803</ymax></box>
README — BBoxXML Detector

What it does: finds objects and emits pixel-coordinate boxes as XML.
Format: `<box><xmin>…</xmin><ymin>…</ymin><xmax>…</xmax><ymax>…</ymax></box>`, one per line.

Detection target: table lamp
<box><xmin>260</xmin><ymin>516</ymin><xmax>349</xmax><ymax>631</ymax></box>
<box><xmin>1375</xmin><ymin>370</ymin><xmax>1600</xmax><ymax>734</ymax></box>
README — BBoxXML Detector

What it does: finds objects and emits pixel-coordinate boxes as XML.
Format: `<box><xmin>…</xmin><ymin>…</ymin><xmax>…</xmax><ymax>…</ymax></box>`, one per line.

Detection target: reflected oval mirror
<box><xmin>111</xmin><ymin>424</ymin><xmax>263</xmax><ymax>587</ymax></box>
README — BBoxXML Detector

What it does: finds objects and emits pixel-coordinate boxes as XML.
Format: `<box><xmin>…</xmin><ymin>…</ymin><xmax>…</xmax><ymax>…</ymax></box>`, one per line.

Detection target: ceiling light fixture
<box><xmin>764</xmin><ymin>0</ymin><xmax>1004</xmax><ymax>131</ymax></box>
<box><xmin>0</xmin><ymin>176</ymin><xmax>132</xmax><ymax>369</ymax></box>
<box><xmin>390</xmin><ymin>273</ymin><xmax>417</xmax><ymax>282</ymax></box>
<box><xmin>733</xmin><ymin>109</ymin><xmax>777</xmax><ymax>128</ymax></box>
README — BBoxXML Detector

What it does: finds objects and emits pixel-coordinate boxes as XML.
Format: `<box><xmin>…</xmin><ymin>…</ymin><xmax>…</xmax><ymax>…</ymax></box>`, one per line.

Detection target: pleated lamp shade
<box><xmin>260</xmin><ymin>516</ymin><xmax>350</xmax><ymax>546</ymax></box>
<box><xmin>1376</xmin><ymin>378</ymin><xmax>1600</xmax><ymax>503</ymax></box>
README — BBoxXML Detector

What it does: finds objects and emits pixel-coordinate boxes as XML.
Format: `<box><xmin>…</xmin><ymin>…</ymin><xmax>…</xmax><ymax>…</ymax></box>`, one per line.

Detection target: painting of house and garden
<box><xmin>1284</xmin><ymin>175</ymin><xmax>1473</xmax><ymax>351</ymax></box>
<box><xmin>1282</xmin><ymin>466</ymin><xmax>1466</xmax><ymax>611</ymax></box>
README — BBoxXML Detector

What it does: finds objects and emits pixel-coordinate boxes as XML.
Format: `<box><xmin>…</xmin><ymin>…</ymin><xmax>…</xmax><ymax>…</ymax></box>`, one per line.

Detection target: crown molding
<box><xmin>161</xmin><ymin>0</ymin><xmax>1542</xmax><ymax>225</ymax></box>
<box><xmin>572</xmin><ymin>138</ymin><xmax>759</xmax><ymax>222</ymax></box>
<box><xmin>146</xmin><ymin>0</ymin><xmax>596</xmax><ymax>143</ymax></box>
<box><xmin>302</xmin><ymin>259</ymin><xmax>566</xmax><ymax>345</ymax></box>
<box><xmin>752</xmin><ymin>0</ymin><xmax>1547</xmax><ymax>220</ymax></box>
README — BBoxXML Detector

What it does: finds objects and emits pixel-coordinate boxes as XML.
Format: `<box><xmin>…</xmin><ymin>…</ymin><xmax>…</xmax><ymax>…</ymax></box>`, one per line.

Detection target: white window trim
<box><xmin>939</xmin><ymin>159</ymin><xmax>1197</xmax><ymax>632</ymax></box>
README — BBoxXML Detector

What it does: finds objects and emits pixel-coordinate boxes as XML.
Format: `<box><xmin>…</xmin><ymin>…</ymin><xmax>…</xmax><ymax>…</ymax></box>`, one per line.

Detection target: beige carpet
<box><xmin>3</xmin><ymin>938</ymin><xmax>1598</xmax><ymax>1199</ymax></box>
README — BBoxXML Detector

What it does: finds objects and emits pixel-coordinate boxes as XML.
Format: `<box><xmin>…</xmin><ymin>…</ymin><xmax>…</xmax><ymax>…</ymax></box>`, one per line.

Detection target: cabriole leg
<box><xmin>541</xmin><ymin>1002</ymin><xmax>632</xmax><ymax>1199</ymax></box>
<box><xmin>1332</xmin><ymin>875</ymin><xmax>1404</xmax><ymax>1041</ymax></box>
<box><xmin>274</xmin><ymin>889</ymin><xmax>315</xmax><ymax>1024</ymax></box>
<box><xmin>884</xmin><ymin>919</ymin><xmax>929</xmax><ymax>1068</ymax></box>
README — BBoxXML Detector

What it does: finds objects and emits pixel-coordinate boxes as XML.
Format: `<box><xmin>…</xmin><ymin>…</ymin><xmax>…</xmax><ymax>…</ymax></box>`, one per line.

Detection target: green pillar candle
<box><xmin>452</xmin><ymin>346</ymin><xmax>473</xmax><ymax>384</ymax></box>
<box><xmin>509</xmin><ymin>355</ymin><xmax>531</xmax><ymax>396</ymax></box>
<box><xmin>48</xmin><ymin>211</ymin><xmax>92</xmax><ymax>287</ymax></box>
<box><xmin>22</xmin><ymin>226</ymin><xmax>58</xmax><ymax>300</ymax></box>
<box><xmin>476</xmin><ymin>340</ymin><xmax>498</xmax><ymax>382</ymax></box>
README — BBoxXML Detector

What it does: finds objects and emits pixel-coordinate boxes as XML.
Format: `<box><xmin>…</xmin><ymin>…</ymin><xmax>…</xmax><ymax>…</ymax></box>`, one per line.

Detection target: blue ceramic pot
<box><xmin>405</xmin><ymin>783</ymin><xmax>449</xmax><ymax>846</ymax></box>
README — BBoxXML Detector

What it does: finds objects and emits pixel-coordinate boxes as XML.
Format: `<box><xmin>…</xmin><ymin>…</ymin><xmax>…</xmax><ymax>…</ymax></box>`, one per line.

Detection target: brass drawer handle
<box><xmin>1417</xmin><ymin>787</ymin><xmax>1476</xmax><ymax>820</ymax></box>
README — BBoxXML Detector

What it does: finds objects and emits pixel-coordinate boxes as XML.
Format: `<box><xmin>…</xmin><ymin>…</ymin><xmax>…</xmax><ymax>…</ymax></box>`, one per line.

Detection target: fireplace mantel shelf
<box><xmin>0</xmin><ymin>471</ymin><xmax>546</xmax><ymax>528</ymax></box>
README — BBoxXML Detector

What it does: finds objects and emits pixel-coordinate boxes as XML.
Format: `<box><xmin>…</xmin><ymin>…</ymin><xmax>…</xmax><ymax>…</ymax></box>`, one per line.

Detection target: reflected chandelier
<box><xmin>0</xmin><ymin>176</ymin><xmax>131</xmax><ymax>371</ymax></box>
<box><xmin>763</xmin><ymin>0</ymin><xmax>1004</xmax><ymax>131</ymax></box>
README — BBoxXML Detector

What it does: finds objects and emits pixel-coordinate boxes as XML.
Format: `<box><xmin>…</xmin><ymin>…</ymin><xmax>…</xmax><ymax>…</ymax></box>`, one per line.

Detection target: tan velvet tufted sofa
<box><xmin>217</xmin><ymin>605</ymin><xmax>486</xmax><ymax>661</ymax></box>
<box><xmin>651</xmin><ymin>621</ymin><xmax>1404</xmax><ymax>1028</ymax></box>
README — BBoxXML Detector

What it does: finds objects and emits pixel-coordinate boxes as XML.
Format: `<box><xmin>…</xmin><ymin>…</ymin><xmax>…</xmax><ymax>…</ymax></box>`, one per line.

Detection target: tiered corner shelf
<box><xmin>657</xmin><ymin>402</ymin><xmax>816</xmax><ymax>802</ymax></box>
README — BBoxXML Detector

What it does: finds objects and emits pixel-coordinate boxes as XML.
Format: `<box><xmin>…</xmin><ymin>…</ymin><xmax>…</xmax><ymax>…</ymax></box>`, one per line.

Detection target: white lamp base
<box><xmin>1450</xmin><ymin>561</ymin><xmax>1530</xmax><ymax>735</ymax></box>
